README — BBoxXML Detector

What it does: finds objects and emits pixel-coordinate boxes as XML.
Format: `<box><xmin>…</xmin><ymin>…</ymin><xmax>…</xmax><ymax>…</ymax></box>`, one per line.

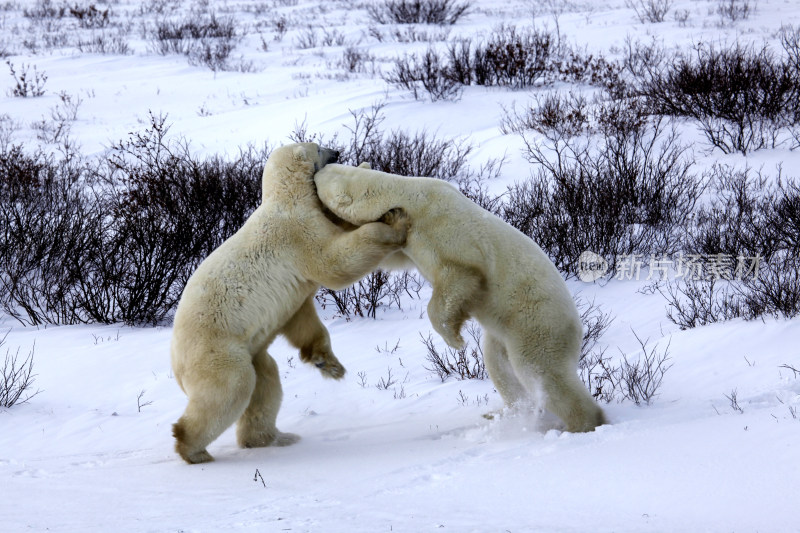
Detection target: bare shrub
<box><xmin>385</xmin><ymin>25</ymin><xmax>622</xmax><ymax>101</ymax></box>
<box><xmin>150</xmin><ymin>14</ymin><xmax>241</xmax><ymax>71</ymax></box>
<box><xmin>580</xmin><ymin>327</ymin><xmax>671</xmax><ymax>405</ymax></box>
<box><xmin>625</xmin><ymin>0</ymin><xmax>672</xmax><ymax>23</ymax></box>
<box><xmin>361</xmin><ymin>129</ymin><xmax>472</xmax><ymax>181</ymax></box>
<box><xmin>616</xmin><ymin>332</ymin><xmax>672</xmax><ymax>405</ymax></box>
<box><xmin>549</xmin><ymin>47</ymin><xmax>623</xmax><ymax>91</ymax></box>
<box><xmin>724</xmin><ymin>388</ymin><xmax>744</xmax><ymax>413</ymax></box>
<box><xmin>1</xmin><ymin>331</ymin><xmax>41</xmax><ymax>408</ymax></box>
<box><xmin>576</xmin><ymin>298</ymin><xmax>616</xmax><ymax>402</ymax></box>
<box><xmin>660</xmin><ymin>256</ymin><xmax>800</xmax><ymax>330</ymax></box>
<box><xmin>450</xmin><ymin>25</ymin><xmax>555</xmax><ymax>88</ymax></box>
<box><xmin>30</xmin><ymin>92</ymin><xmax>81</xmax><ymax>145</ymax></box>
<box><xmin>77</xmin><ymin>31</ymin><xmax>132</xmax><ymax>55</ymax></box>
<box><xmin>500</xmin><ymin>91</ymin><xmax>590</xmax><ymax>138</ymax></box>
<box><xmin>780</xmin><ymin>363</ymin><xmax>800</xmax><ymax>379</ymax></box>
<box><xmin>579</xmin><ymin>349</ymin><xmax>617</xmax><ymax>404</ymax></box>
<box><xmin>69</xmin><ymin>3</ymin><xmax>110</xmax><ymax>29</ymax></box>
<box><xmin>383</xmin><ymin>25</ymin><xmax>451</xmax><ymax>43</ymax></box>
<box><xmin>767</xmin><ymin>178</ymin><xmax>800</xmax><ymax>256</ymax></box>
<box><xmin>504</xmin><ymin>95</ymin><xmax>702</xmax><ymax>277</ymax></box>
<box><xmin>384</xmin><ymin>47</ymin><xmax>463</xmax><ymax>101</ymax></box>
<box><xmin>636</xmin><ymin>41</ymin><xmax>799</xmax><ymax>154</ymax></box>
<box><xmin>0</xmin><ymin>145</ymin><xmax>98</xmax><ymax>326</ymax></box>
<box><xmin>685</xmin><ymin>165</ymin><xmax>774</xmax><ymax>262</ymax></box>
<box><xmin>385</xmin><ymin>25</ymin><xmax>556</xmax><ymax>100</ymax></box>
<box><xmin>716</xmin><ymin>0</ymin><xmax>752</xmax><ymax>23</ymax></box>
<box><xmin>663</xmin><ymin>168</ymin><xmax>800</xmax><ymax>327</ymax></box>
<box><xmin>337</xmin><ymin>46</ymin><xmax>375</xmax><ymax>74</ymax></box>
<box><xmin>621</xmin><ymin>36</ymin><xmax>668</xmax><ymax>80</ymax></box>
<box><xmin>316</xmin><ymin>270</ymin><xmax>423</xmax><ymax>319</ymax></box>
<box><xmin>739</xmin><ymin>253</ymin><xmax>800</xmax><ymax>320</ymax></box>
<box><xmin>336</xmin><ymin>105</ymin><xmax>502</xmax><ymax>212</ymax></box>
<box><xmin>578</xmin><ymin>324</ymin><xmax>672</xmax><ymax>405</ymax></box>
<box><xmin>374</xmin><ymin>367</ymin><xmax>398</xmax><ymax>390</ymax></box>
<box><xmin>367</xmin><ymin>0</ymin><xmax>471</xmax><ymax>25</ymax></box>
<box><xmin>658</xmin><ymin>277</ymin><xmax>745</xmax><ymax>330</ymax></box>
<box><xmin>422</xmin><ymin>322</ymin><xmax>486</xmax><ymax>381</ymax></box>
<box><xmin>136</xmin><ymin>0</ymin><xmax>182</xmax><ymax>16</ymax></box>
<box><xmin>673</xmin><ymin>8</ymin><xmax>690</xmax><ymax>26</ymax></box>
<box><xmin>23</xmin><ymin>0</ymin><xmax>66</xmax><ymax>20</ymax></box>
<box><xmin>320</xmin><ymin>28</ymin><xmax>347</xmax><ymax>47</ymax></box>
<box><xmin>780</xmin><ymin>25</ymin><xmax>800</xmax><ymax>149</ymax></box>
<box><xmin>5</xmin><ymin>61</ymin><xmax>47</xmax><ymax>97</ymax></box>
<box><xmin>0</xmin><ymin>113</ymin><xmax>265</xmax><ymax>326</ymax></box>
<box><xmin>94</xmin><ymin>114</ymin><xmax>264</xmax><ymax>325</ymax></box>
<box><xmin>293</xmin><ymin>26</ymin><xmax>318</xmax><ymax>49</ymax></box>
<box><xmin>577</xmin><ymin>297</ymin><xmax>614</xmax><ymax>358</ymax></box>
<box><xmin>781</xmin><ymin>25</ymin><xmax>800</xmax><ymax>74</ymax></box>
<box><xmin>472</xmin><ymin>25</ymin><xmax>553</xmax><ymax>89</ymax></box>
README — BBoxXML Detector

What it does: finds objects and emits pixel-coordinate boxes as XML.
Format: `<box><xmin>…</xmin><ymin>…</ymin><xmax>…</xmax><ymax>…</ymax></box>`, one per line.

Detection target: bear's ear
<box><xmin>293</xmin><ymin>145</ymin><xmax>309</xmax><ymax>161</ymax></box>
<box><xmin>357</xmin><ymin>162</ymin><xmax>372</xmax><ymax>169</ymax></box>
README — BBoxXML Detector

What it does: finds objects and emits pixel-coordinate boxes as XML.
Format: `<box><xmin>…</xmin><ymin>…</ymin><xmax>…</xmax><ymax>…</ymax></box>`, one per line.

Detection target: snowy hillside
<box><xmin>2</xmin><ymin>0</ymin><xmax>800</xmax><ymax>532</ymax></box>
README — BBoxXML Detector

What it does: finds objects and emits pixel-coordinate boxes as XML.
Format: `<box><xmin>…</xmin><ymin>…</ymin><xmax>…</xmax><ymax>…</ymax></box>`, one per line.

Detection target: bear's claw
<box><xmin>318</xmin><ymin>359</ymin><xmax>346</xmax><ymax>379</ymax></box>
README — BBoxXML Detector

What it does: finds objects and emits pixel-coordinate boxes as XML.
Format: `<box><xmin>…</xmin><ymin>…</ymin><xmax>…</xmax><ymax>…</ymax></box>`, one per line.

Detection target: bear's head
<box><xmin>262</xmin><ymin>142</ymin><xmax>339</xmax><ymax>201</ymax></box>
<box><xmin>314</xmin><ymin>163</ymin><xmax>401</xmax><ymax>226</ymax></box>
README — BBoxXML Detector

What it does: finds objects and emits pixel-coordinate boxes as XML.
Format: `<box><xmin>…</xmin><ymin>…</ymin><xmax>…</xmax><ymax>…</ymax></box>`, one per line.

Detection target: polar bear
<box><xmin>314</xmin><ymin>163</ymin><xmax>606</xmax><ymax>432</ymax></box>
<box><xmin>170</xmin><ymin>144</ymin><xmax>409</xmax><ymax>464</ymax></box>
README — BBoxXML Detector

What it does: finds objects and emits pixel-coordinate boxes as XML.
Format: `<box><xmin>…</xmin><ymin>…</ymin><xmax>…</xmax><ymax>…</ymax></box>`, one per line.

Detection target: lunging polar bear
<box><xmin>171</xmin><ymin>144</ymin><xmax>409</xmax><ymax>464</ymax></box>
<box><xmin>314</xmin><ymin>163</ymin><xmax>606</xmax><ymax>432</ymax></box>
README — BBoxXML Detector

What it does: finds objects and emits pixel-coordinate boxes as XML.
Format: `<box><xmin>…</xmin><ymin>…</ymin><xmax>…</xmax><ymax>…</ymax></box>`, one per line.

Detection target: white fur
<box><xmin>170</xmin><ymin>144</ymin><xmax>409</xmax><ymax>464</ymax></box>
<box><xmin>315</xmin><ymin>163</ymin><xmax>606</xmax><ymax>432</ymax></box>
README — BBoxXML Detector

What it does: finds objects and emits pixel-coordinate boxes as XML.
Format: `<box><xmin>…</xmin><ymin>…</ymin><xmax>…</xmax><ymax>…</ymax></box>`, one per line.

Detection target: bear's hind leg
<box><xmin>537</xmin><ymin>367</ymin><xmax>607</xmax><ymax>432</ymax></box>
<box><xmin>482</xmin><ymin>332</ymin><xmax>529</xmax><ymax>410</ymax></box>
<box><xmin>173</xmin><ymin>357</ymin><xmax>256</xmax><ymax>464</ymax></box>
<box><xmin>508</xmin><ymin>343</ymin><xmax>606</xmax><ymax>432</ymax></box>
<box><xmin>428</xmin><ymin>267</ymin><xmax>485</xmax><ymax>349</ymax></box>
<box><xmin>236</xmin><ymin>350</ymin><xmax>300</xmax><ymax>448</ymax></box>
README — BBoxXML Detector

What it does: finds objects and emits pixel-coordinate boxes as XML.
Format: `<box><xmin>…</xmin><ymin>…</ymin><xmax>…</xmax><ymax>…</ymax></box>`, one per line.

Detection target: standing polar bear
<box><xmin>171</xmin><ymin>143</ymin><xmax>409</xmax><ymax>464</ymax></box>
<box><xmin>314</xmin><ymin>163</ymin><xmax>606</xmax><ymax>432</ymax></box>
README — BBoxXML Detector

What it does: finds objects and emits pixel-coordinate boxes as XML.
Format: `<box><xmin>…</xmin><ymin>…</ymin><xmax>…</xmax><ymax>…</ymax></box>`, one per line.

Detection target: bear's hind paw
<box><xmin>178</xmin><ymin>448</ymin><xmax>214</xmax><ymax>464</ymax></box>
<box><xmin>240</xmin><ymin>430</ymin><xmax>301</xmax><ymax>448</ymax></box>
<box><xmin>273</xmin><ymin>431</ymin><xmax>301</xmax><ymax>447</ymax></box>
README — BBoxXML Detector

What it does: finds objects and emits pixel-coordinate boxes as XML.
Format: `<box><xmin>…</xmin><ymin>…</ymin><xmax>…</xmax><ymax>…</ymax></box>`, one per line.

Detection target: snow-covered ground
<box><xmin>2</xmin><ymin>1</ymin><xmax>800</xmax><ymax>531</ymax></box>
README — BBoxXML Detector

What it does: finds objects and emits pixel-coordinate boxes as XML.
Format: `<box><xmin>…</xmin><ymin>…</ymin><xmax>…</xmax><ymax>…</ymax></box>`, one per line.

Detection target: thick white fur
<box><xmin>170</xmin><ymin>144</ymin><xmax>409</xmax><ymax>464</ymax></box>
<box><xmin>314</xmin><ymin>163</ymin><xmax>606</xmax><ymax>432</ymax></box>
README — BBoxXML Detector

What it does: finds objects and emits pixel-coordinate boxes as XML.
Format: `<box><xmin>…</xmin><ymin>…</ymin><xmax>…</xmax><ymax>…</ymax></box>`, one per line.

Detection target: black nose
<box><xmin>332</xmin><ymin>150</ymin><xmax>340</xmax><ymax>162</ymax></box>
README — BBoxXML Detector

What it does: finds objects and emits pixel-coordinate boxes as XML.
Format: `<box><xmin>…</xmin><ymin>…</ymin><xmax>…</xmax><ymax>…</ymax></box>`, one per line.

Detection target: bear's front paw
<box><xmin>433</xmin><ymin>320</ymin><xmax>466</xmax><ymax>350</ymax></box>
<box><xmin>315</xmin><ymin>358</ymin><xmax>346</xmax><ymax>380</ymax></box>
<box><xmin>443</xmin><ymin>332</ymin><xmax>466</xmax><ymax>351</ymax></box>
<box><xmin>381</xmin><ymin>207</ymin><xmax>410</xmax><ymax>244</ymax></box>
<box><xmin>380</xmin><ymin>207</ymin><xmax>406</xmax><ymax>226</ymax></box>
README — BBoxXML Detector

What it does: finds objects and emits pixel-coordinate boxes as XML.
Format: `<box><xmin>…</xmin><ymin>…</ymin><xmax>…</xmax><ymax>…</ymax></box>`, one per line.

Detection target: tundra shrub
<box><xmin>503</xmin><ymin>94</ymin><xmax>702</xmax><ymax>277</ymax></box>
<box><xmin>636</xmin><ymin>41</ymin><xmax>800</xmax><ymax>154</ymax></box>
<box><xmin>150</xmin><ymin>14</ymin><xmax>240</xmax><ymax>71</ymax></box>
<box><xmin>367</xmin><ymin>0</ymin><xmax>471</xmax><ymax>25</ymax></box>
<box><xmin>0</xmin><ymin>114</ymin><xmax>266</xmax><ymax>326</ymax></box>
